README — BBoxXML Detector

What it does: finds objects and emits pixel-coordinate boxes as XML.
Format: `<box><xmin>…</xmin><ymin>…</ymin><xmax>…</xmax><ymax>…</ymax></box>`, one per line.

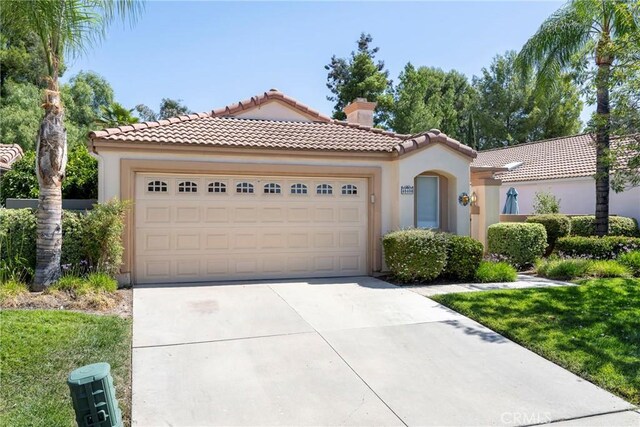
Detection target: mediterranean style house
<box><xmin>89</xmin><ymin>89</ymin><xmax>503</xmax><ymax>285</ymax></box>
<box><xmin>474</xmin><ymin>134</ymin><xmax>640</xmax><ymax>224</ymax></box>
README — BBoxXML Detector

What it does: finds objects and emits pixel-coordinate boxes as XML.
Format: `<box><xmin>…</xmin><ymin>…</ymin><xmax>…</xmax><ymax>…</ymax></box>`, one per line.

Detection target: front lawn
<box><xmin>0</xmin><ymin>310</ymin><xmax>132</xmax><ymax>426</ymax></box>
<box><xmin>432</xmin><ymin>278</ymin><xmax>640</xmax><ymax>404</ymax></box>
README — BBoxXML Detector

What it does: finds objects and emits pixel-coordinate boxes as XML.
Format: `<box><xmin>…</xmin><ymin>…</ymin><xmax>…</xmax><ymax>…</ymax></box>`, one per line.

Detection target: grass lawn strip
<box><xmin>432</xmin><ymin>278</ymin><xmax>640</xmax><ymax>405</ymax></box>
<box><xmin>0</xmin><ymin>310</ymin><xmax>132</xmax><ymax>427</ymax></box>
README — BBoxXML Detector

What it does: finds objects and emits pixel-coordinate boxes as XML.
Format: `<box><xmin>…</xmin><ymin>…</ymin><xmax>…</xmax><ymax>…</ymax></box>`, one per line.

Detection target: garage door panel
<box><xmin>135</xmin><ymin>174</ymin><xmax>368</xmax><ymax>284</ymax></box>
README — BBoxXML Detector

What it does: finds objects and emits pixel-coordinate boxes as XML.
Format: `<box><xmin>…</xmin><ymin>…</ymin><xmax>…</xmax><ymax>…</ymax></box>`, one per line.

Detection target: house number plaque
<box><xmin>401</xmin><ymin>185</ymin><xmax>414</xmax><ymax>195</ymax></box>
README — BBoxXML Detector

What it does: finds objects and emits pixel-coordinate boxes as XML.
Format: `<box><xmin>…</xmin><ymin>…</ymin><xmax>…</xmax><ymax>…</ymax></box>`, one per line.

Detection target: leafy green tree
<box><xmin>0</xmin><ymin>28</ymin><xmax>50</xmax><ymax>91</ymax></box>
<box><xmin>134</xmin><ymin>98</ymin><xmax>192</xmax><ymax>121</ymax></box>
<box><xmin>1</xmin><ymin>0</ymin><xmax>143</xmax><ymax>289</ymax></box>
<box><xmin>472</xmin><ymin>51</ymin><xmax>582</xmax><ymax>149</ymax></box>
<box><xmin>517</xmin><ymin>0</ymin><xmax>639</xmax><ymax>236</ymax></box>
<box><xmin>391</xmin><ymin>63</ymin><xmax>478</xmax><ymax>141</ymax></box>
<box><xmin>65</xmin><ymin>71</ymin><xmax>114</xmax><ymax>128</ymax></box>
<box><xmin>96</xmin><ymin>102</ymin><xmax>140</xmax><ymax>127</ymax></box>
<box><xmin>1</xmin><ymin>145</ymin><xmax>97</xmax><ymax>205</ymax></box>
<box><xmin>0</xmin><ymin>80</ymin><xmax>42</xmax><ymax>151</ymax></box>
<box><xmin>158</xmin><ymin>98</ymin><xmax>191</xmax><ymax>119</ymax></box>
<box><xmin>325</xmin><ymin>33</ymin><xmax>393</xmax><ymax>126</ymax></box>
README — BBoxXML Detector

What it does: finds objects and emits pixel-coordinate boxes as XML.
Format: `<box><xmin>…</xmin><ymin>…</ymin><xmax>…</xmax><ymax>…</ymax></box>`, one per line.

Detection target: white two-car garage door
<box><xmin>134</xmin><ymin>173</ymin><xmax>368</xmax><ymax>284</ymax></box>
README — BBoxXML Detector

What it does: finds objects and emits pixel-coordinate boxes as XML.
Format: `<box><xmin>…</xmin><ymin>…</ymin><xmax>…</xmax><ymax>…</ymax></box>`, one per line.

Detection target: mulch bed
<box><xmin>1</xmin><ymin>288</ymin><xmax>133</xmax><ymax>318</ymax></box>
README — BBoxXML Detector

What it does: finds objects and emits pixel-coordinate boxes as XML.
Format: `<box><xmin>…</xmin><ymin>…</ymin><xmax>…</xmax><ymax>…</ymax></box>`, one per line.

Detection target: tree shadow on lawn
<box><xmin>434</xmin><ymin>278</ymin><xmax>640</xmax><ymax>404</ymax></box>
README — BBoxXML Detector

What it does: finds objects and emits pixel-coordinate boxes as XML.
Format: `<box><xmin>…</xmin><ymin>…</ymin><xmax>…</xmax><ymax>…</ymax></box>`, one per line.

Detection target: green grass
<box><xmin>0</xmin><ymin>280</ymin><xmax>29</xmax><ymax>302</ymax></box>
<box><xmin>0</xmin><ymin>310</ymin><xmax>132</xmax><ymax>426</ymax></box>
<box><xmin>619</xmin><ymin>251</ymin><xmax>640</xmax><ymax>276</ymax></box>
<box><xmin>475</xmin><ymin>261</ymin><xmax>517</xmax><ymax>283</ymax></box>
<box><xmin>432</xmin><ymin>278</ymin><xmax>640</xmax><ymax>404</ymax></box>
<box><xmin>49</xmin><ymin>272</ymin><xmax>118</xmax><ymax>296</ymax></box>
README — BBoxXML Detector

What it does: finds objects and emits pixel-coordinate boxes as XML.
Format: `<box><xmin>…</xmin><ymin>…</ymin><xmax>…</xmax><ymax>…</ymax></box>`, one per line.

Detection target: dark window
<box><xmin>264</xmin><ymin>183</ymin><xmax>281</xmax><ymax>194</ymax></box>
<box><xmin>316</xmin><ymin>184</ymin><xmax>333</xmax><ymax>195</ymax></box>
<box><xmin>290</xmin><ymin>183</ymin><xmax>308</xmax><ymax>195</ymax></box>
<box><xmin>341</xmin><ymin>184</ymin><xmax>358</xmax><ymax>195</ymax></box>
<box><xmin>147</xmin><ymin>180</ymin><xmax>168</xmax><ymax>192</ymax></box>
<box><xmin>178</xmin><ymin>181</ymin><xmax>198</xmax><ymax>193</ymax></box>
<box><xmin>208</xmin><ymin>182</ymin><xmax>227</xmax><ymax>193</ymax></box>
<box><xmin>236</xmin><ymin>182</ymin><xmax>254</xmax><ymax>194</ymax></box>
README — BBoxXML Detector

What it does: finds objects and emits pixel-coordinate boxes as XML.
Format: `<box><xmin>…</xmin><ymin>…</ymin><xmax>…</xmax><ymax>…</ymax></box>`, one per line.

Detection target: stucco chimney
<box><xmin>344</xmin><ymin>98</ymin><xmax>377</xmax><ymax>128</ymax></box>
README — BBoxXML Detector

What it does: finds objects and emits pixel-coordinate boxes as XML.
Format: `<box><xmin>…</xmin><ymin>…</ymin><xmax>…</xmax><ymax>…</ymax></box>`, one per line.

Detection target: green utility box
<box><xmin>67</xmin><ymin>362</ymin><xmax>122</xmax><ymax>427</ymax></box>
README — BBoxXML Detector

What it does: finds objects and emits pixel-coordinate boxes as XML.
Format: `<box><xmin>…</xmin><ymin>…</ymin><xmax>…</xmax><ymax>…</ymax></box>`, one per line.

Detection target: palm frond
<box><xmin>516</xmin><ymin>0</ymin><xmax>595</xmax><ymax>92</ymax></box>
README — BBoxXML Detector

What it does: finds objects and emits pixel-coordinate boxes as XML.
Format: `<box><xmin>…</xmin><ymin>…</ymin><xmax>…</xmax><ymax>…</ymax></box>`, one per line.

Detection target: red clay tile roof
<box><xmin>89</xmin><ymin>90</ymin><xmax>477</xmax><ymax>158</ymax></box>
<box><xmin>0</xmin><ymin>144</ymin><xmax>24</xmax><ymax>170</ymax></box>
<box><xmin>473</xmin><ymin>133</ymin><xmax>636</xmax><ymax>182</ymax></box>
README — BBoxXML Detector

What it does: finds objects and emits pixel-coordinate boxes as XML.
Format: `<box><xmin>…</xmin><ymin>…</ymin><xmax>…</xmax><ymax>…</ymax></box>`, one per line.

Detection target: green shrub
<box><xmin>383</xmin><ymin>229</ymin><xmax>448</xmax><ymax>282</ymax></box>
<box><xmin>86</xmin><ymin>272</ymin><xmax>118</xmax><ymax>292</ymax></box>
<box><xmin>536</xmin><ymin>258</ymin><xmax>591</xmax><ymax>280</ymax></box>
<box><xmin>443</xmin><ymin>235</ymin><xmax>484</xmax><ymax>281</ymax></box>
<box><xmin>487</xmin><ymin>222</ymin><xmax>547</xmax><ymax>267</ymax></box>
<box><xmin>555</xmin><ymin>236</ymin><xmax>640</xmax><ymax>259</ymax></box>
<box><xmin>618</xmin><ymin>251</ymin><xmax>640</xmax><ymax>276</ymax></box>
<box><xmin>586</xmin><ymin>260</ymin><xmax>630</xmax><ymax>278</ymax></box>
<box><xmin>570</xmin><ymin>215</ymin><xmax>639</xmax><ymax>237</ymax></box>
<box><xmin>526</xmin><ymin>214</ymin><xmax>571</xmax><ymax>254</ymax></box>
<box><xmin>0</xmin><ymin>209</ymin><xmax>37</xmax><ymax>282</ymax></box>
<box><xmin>82</xmin><ymin>201</ymin><xmax>128</xmax><ymax>275</ymax></box>
<box><xmin>0</xmin><ymin>200</ymin><xmax>127</xmax><ymax>281</ymax></box>
<box><xmin>0</xmin><ymin>145</ymin><xmax>97</xmax><ymax>205</ymax></box>
<box><xmin>475</xmin><ymin>261</ymin><xmax>517</xmax><ymax>283</ymax></box>
<box><xmin>61</xmin><ymin>211</ymin><xmax>86</xmax><ymax>268</ymax></box>
<box><xmin>532</xmin><ymin>191</ymin><xmax>560</xmax><ymax>214</ymax></box>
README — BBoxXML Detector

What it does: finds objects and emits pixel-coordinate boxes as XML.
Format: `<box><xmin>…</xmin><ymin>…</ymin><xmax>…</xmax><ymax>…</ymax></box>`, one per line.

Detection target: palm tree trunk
<box><xmin>594</xmin><ymin>63</ymin><xmax>611</xmax><ymax>237</ymax></box>
<box><xmin>33</xmin><ymin>86</ymin><xmax>67</xmax><ymax>291</ymax></box>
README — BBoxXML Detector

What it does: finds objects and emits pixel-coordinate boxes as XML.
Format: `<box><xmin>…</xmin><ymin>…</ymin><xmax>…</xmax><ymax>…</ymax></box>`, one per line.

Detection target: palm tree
<box><xmin>517</xmin><ymin>0</ymin><xmax>638</xmax><ymax>236</ymax></box>
<box><xmin>1</xmin><ymin>1</ymin><xmax>143</xmax><ymax>290</ymax></box>
<box><xmin>96</xmin><ymin>102</ymin><xmax>140</xmax><ymax>127</ymax></box>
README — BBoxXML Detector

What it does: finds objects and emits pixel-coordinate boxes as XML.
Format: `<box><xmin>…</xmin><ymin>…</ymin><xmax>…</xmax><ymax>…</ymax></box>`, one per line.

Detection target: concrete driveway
<box><xmin>132</xmin><ymin>277</ymin><xmax>639</xmax><ymax>426</ymax></box>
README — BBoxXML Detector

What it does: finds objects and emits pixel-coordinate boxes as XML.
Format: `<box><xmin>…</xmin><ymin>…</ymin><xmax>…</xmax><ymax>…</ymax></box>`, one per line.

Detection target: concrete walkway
<box><xmin>132</xmin><ymin>276</ymin><xmax>638</xmax><ymax>426</ymax></box>
<box><xmin>408</xmin><ymin>274</ymin><xmax>575</xmax><ymax>297</ymax></box>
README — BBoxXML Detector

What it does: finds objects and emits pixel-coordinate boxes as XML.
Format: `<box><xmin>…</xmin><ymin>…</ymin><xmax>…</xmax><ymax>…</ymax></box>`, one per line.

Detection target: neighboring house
<box><xmin>474</xmin><ymin>133</ymin><xmax>640</xmax><ymax>223</ymax></box>
<box><xmin>0</xmin><ymin>144</ymin><xmax>24</xmax><ymax>176</ymax></box>
<box><xmin>88</xmin><ymin>89</ymin><xmax>478</xmax><ymax>284</ymax></box>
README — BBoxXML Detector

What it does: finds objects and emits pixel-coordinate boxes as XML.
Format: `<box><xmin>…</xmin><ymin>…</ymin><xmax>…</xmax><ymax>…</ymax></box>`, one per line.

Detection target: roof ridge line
<box><xmin>330</xmin><ymin>119</ymin><xmax>408</xmax><ymax>139</ymax></box>
<box><xmin>211</xmin><ymin>89</ymin><xmax>333</xmax><ymax>123</ymax></box>
<box><xmin>478</xmin><ymin>132</ymin><xmax>595</xmax><ymax>153</ymax></box>
<box><xmin>89</xmin><ymin>112</ymin><xmax>211</xmax><ymax>139</ymax></box>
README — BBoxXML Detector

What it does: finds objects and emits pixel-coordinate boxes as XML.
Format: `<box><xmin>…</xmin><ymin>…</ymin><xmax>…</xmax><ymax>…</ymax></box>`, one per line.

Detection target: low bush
<box><xmin>570</xmin><ymin>215</ymin><xmax>639</xmax><ymax>237</ymax></box>
<box><xmin>586</xmin><ymin>260</ymin><xmax>630</xmax><ymax>278</ymax></box>
<box><xmin>475</xmin><ymin>261</ymin><xmax>517</xmax><ymax>283</ymax></box>
<box><xmin>487</xmin><ymin>222</ymin><xmax>547</xmax><ymax>267</ymax></box>
<box><xmin>443</xmin><ymin>235</ymin><xmax>484</xmax><ymax>281</ymax></box>
<box><xmin>383</xmin><ymin>229</ymin><xmax>448</xmax><ymax>282</ymax></box>
<box><xmin>49</xmin><ymin>272</ymin><xmax>118</xmax><ymax>297</ymax></box>
<box><xmin>526</xmin><ymin>214</ymin><xmax>571</xmax><ymax>254</ymax></box>
<box><xmin>0</xmin><ymin>200</ymin><xmax>127</xmax><ymax>282</ymax></box>
<box><xmin>86</xmin><ymin>272</ymin><xmax>118</xmax><ymax>292</ymax></box>
<box><xmin>0</xmin><ymin>209</ymin><xmax>37</xmax><ymax>282</ymax></box>
<box><xmin>536</xmin><ymin>258</ymin><xmax>591</xmax><ymax>280</ymax></box>
<box><xmin>618</xmin><ymin>251</ymin><xmax>640</xmax><ymax>276</ymax></box>
<box><xmin>555</xmin><ymin>236</ymin><xmax>640</xmax><ymax>259</ymax></box>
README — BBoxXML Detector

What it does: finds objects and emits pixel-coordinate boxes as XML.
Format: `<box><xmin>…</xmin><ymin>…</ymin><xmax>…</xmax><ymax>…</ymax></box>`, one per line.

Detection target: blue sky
<box><xmin>64</xmin><ymin>1</ymin><xmax>590</xmax><ymax>122</ymax></box>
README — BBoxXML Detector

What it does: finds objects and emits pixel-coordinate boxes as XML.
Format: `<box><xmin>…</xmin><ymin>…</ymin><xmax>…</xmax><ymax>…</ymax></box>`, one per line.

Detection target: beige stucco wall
<box><xmin>97</xmin><ymin>143</ymin><xmax>472</xmax><ymax>238</ymax></box>
<box><xmin>499</xmin><ymin>178</ymin><xmax>640</xmax><ymax>223</ymax></box>
<box><xmin>396</xmin><ymin>144</ymin><xmax>471</xmax><ymax>235</ymax></box>
<box><xmin>234</xmin><ymin>101</ymin><xmax>313</xmax><ymax>122</ymax></box>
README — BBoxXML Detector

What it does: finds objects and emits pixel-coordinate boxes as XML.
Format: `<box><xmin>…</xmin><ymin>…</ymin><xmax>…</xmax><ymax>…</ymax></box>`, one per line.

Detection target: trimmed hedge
<box><xmin>555</xmin><ymin>236</ymin><xmax>640</xmax><ymax>259</ymax></box>
<box><xmin>570</xmin><ymin>215</ymin><xmax>639</xmax><ymax>237</ymax></box>
<box><xmin>0</xmin><ymin>200</ymin><xmax>127</xmax><ymax>282</ymax></box>
<box><xmin>443</xmin><ymin>235</ymin><xmax>484</xmax><ymax>281</ymax></box>
<box><xmin>487</xmin><ymin>222</ymin><xmax>547</xmax><ymax>267</ymax></box>
<box><xmin>382</xmin><ymin>229</ymin><xmax>448</xmax><ymax>282</ymax></box>
<box><xmin>526</xmin><ymin>214</ymin><xmax>571</xmax><ymax>254</ymax></box>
